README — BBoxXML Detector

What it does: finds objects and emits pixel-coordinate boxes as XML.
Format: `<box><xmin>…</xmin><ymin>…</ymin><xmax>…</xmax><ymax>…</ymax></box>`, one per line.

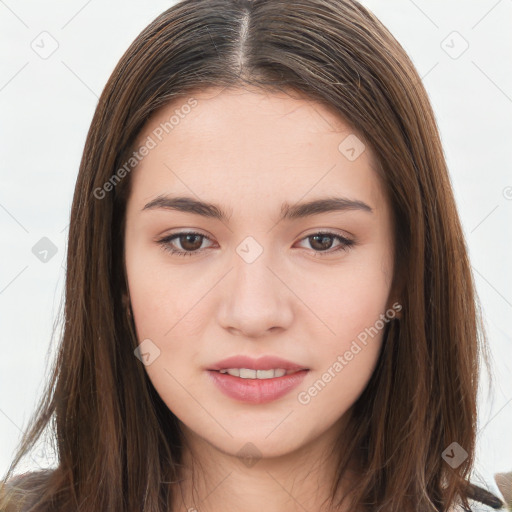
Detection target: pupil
<box><xmin>182</xmin><ymin>234</ymin><xmax>202</xmax><ymax>250</ymax></box>
<box><xmin>311</xmin><ymin>235</ymin><xmax>332</xmax><ymax>251</ymax></box>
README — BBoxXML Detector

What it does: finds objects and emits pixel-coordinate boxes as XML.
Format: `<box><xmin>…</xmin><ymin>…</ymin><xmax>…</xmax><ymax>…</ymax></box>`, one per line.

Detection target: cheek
<box><xmin>297</xmin><ymin>334</ymin><xmax>383</xmax><ymax>431</ymax></box>
<box><xmin>126</xmin><ymin>264</ymin><xmax>207</xmax><ymax>411</ymax></box>
<box><xmin>125</xmin><ymin>237</ymin><xmax>207</xmax><ymax>339</ymax></box>
<box><xmin>299</xmin><ymin>247</ymin><xmax>392</xmax><ymax>341</ymax></box>
<box><xmin>297</xmin><ymin>267</ymin><xmax>390</xmax><ymax>417</ymax></box>
<box><xmin>296</xmin><ymin>248</ymin><xmax>391</xmax><ymax>403</ymax></box>
<box><xmin>125</xmin><ymin>246</ymin><xmax>212</xmax><ymax>405</ymax></box>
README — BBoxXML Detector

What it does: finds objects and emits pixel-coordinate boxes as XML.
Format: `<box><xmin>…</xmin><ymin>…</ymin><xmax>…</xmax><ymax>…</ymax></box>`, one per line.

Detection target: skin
<box><xmin>123</xmin><ymin>86</ymin><xmax>398</xmax><ymax>512</ymax></box>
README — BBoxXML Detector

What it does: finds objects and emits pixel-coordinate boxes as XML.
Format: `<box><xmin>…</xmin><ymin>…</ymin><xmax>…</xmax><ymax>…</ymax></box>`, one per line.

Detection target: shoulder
<box><xmin>3</xmin><ymin>469</ymin><xmax>54</xmax><ymax>489</ymax></box>
<box><xmin>448</xmin><ymin>485</ymin><xmax>507</xmax><ymax>512</ymax></box>
<box><xmin>448</xmin><ymin>501</ymin><xmax>498</xmax><ymax>511</ymax></box>
<box><xmin>457</xmin><ymin>467</ymin><xmax>507</xmax><ymax>511</ymax></box>
<box><xmin>454</xmin><ymin>502</ymin><xmax>503</xmax><ymax>512</ymax></box>
<box><xmin>1</xmin><ymin>470</ymin><xmax>55</xmax><ymax>511</ymax></box>
<box><xmin>446</xmin><ymin>475</ymin><xmax>506</xmax><ymax>512</ymax></box>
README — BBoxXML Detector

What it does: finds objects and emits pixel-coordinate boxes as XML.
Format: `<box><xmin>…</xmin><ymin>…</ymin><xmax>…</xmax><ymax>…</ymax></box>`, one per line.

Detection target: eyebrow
<box><xmin>141</xmin><ymin>195</ymin><xmax>373</xmax><ymax>222</ymax></box>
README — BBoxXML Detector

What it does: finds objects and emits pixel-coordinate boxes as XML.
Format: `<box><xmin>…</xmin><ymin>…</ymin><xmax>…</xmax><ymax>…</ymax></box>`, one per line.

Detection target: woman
<box><xmin>0</xmin><ymin>0</ymin><xmax>505</xmax><ymax>510</ymax></box>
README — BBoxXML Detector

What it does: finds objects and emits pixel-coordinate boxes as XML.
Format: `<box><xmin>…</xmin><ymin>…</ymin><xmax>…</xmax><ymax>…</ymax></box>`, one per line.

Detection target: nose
<box><xmin>216</xmin><ymin>248</ymin><xmax>294</xmax><ymax>338</ymax></box>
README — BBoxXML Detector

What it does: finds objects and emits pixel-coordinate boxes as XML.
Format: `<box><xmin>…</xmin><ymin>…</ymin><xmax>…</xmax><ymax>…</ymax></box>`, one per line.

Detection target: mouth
<box><xmin>206</xmin><ymin>367</ymin><xmax>310</xmax><ymax>404</ymax></box>
<box><xmin>205</xmin><ymin>355</ymin><xmax>310</xmax><ymax>403</ymax></box>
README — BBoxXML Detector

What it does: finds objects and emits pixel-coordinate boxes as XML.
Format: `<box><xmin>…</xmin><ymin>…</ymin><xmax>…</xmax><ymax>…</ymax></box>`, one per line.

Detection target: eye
<box><xmin>157</xmin><ymin>231</ymin><xmax>214</xmax><ymax>257</ymax></box>
<box><xmin>295</xmin><ymin>231</ymin><xmax>355</xmax><ymax>256</ymax></box>
<box><xmin>156</xmin><ymin>230</ymin><xmax>355</xmax><ymax>257</ymax></box>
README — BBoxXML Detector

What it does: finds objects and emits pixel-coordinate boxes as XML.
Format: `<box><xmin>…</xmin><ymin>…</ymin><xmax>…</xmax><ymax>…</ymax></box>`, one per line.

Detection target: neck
<box><xmin>170</xmin><ymin>417</ymin><xmax>361</xmax><ymax>512</ymax></box>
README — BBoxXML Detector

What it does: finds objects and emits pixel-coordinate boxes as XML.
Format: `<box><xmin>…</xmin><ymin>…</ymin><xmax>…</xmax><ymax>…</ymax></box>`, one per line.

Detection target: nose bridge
<box><xmin>217</xmin><ymin>237</ymin><xmax>293</xmax><ymax>335</ymax></box>
<box><xmin>234</xmin><ymin>249</ymin><xmax>275</xmax><ymax>302</ymax></box>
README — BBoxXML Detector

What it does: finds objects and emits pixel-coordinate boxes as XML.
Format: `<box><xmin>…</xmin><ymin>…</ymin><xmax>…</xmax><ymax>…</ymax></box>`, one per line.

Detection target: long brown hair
<box><xmin>0</xmin><ymin>0</ymin><xmax>501</xmax><ymax>510</ymax></box>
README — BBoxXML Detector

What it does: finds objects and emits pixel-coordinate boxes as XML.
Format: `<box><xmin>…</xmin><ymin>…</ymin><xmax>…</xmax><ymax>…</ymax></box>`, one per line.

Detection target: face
<box><xmin>123</xmin><ymin>86</ymin><xmax>396</xmax><ymax>461</ymax></box>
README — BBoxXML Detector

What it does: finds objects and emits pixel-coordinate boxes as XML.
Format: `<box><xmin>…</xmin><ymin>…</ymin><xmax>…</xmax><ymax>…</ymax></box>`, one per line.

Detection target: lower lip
<box><xmin>207</xmin><ymin>369</ymin><xmax>309</xmax><ymax>404</ymax></box>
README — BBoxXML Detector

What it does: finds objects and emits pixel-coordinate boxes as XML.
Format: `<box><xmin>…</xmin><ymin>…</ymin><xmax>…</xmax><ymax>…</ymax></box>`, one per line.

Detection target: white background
<box><xmin>1</xmin><ymin>0</ymin><xmax>511</xmax><ymax>495</ymax></box>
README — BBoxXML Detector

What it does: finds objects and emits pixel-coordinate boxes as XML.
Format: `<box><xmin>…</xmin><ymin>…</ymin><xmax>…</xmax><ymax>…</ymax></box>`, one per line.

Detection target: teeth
<box><xmin>218</xmin><ymin>368</ymin><xmax>289</xmax><ymax>379</ymax></box>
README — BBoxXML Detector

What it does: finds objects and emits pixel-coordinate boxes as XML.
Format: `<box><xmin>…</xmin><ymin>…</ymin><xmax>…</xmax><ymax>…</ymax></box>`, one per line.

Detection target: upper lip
<box><xmin>207</xmin><ymin>355</ymin><xmax>309</xmax><ymax>372</ymax></box>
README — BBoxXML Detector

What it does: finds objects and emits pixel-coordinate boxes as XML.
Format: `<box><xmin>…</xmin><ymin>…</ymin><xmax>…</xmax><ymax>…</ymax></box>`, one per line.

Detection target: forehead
<box><xmin>127</xmin><ymin>87</ymin><xmax>385</xmax><ymax>212</ymax></box>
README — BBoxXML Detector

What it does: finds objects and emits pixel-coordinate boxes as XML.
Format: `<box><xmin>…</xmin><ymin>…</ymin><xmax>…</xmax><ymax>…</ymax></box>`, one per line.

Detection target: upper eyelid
<box><xmin>160</xmin><ymin>227</ymin><xmax>354</xmax><ymax>240</ymax></box>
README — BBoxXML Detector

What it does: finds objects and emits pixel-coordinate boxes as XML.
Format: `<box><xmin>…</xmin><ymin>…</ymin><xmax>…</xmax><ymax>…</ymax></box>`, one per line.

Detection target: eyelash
<box><xmin>156</xmin><ymin>231</ymin><xmax>355</xmax><ymax>258</ymax></box>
